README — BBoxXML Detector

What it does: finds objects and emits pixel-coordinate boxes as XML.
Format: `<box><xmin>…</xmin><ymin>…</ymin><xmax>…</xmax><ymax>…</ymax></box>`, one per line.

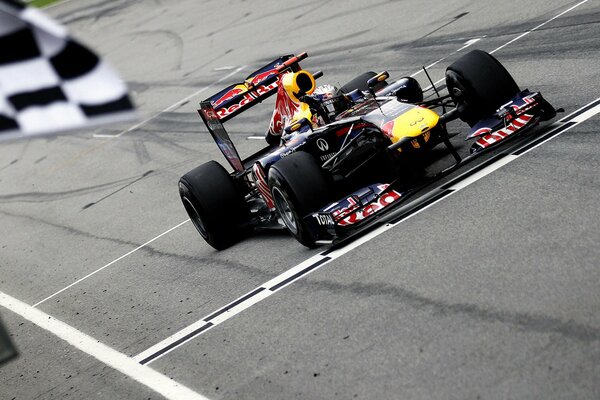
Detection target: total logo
<box><xmin>314</xmin><ymin>214</ymin><xmax>334</xmax><ymax>226</ymax></box>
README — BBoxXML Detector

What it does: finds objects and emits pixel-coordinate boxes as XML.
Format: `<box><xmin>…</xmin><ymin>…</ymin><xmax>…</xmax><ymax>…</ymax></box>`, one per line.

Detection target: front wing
<box><xmin>304</xmin><ymin>183</ymin><xmax>405</xmax><ymax>243</ymax></box>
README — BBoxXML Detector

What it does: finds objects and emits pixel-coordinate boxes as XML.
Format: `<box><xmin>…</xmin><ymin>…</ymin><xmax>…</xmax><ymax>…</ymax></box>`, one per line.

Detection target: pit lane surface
<box><xmin>1</xmin><ymin>0</ymin><xmax>599</xmax><ymax>399</ymax></box>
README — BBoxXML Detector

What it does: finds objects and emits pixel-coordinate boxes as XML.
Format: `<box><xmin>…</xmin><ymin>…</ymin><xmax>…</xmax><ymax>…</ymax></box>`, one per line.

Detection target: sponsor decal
<box><xmin>214</xmin><ymin>81</ymin><xmax>279</xmax><ymax>120</ymax></box>
<box><xmin>268</xmin><ymin>75</ymin><xmax>302</xmax><ymax>135</ymax></box>
<box><xmin>378</xmin><ymin>101</ymin><xmax>412</xmax><ymax>117</ymax></box>
<box><xmin>280</xmin><ymin>148</ymin><xmax>295</xmax><ymax>158</ymax></box>
<box><xmin>247</xmin><ymin>69</ymin><xmax>278</xmax><ymax>87</ymax></box>
<box><xmin>314</xmin><ymin>214</ymin><xmax>334</xmax><ymax>226</ymax></box>
<box><xmin>213</xmin><ymin>87</ymin><xmax>245</xmax><ymax>107</ymax></box>
<box><xmin>252</xmin><ymin>163</ymin><xmax>274</xmax><ymax>209</ymax></box>
<box><xmin>332</xmin><ymin>195</ymin><xmax>360</xmax><ymax>221</ymax></box>
<box><xmin>336</xmin><ymin>189</ymin><xmax>402</xmax><ymax>226</ymax></box>
<box><xmin>474</xmin><ymin>114</ymin><xmax>534</xmax><ymax>150</ymax></box>
<box><xmin>279</xmin><ymin>143</ymin><xmax>302</xmax><ymax>158</ymax></box>
<box><xmin>381</xmin><ymin>120</ymin><xmax>395</xmax><ymax>139</ymax></box>
<box><xmin>202</xmin><ymin>107</ymin><xmax>218</xmax><ymax>120</ymax></box>
<box><xmin>316</xmin><ymin>138</ymin><xmax>329</xmax><ymax>152</ymax></box>
<box><xmin>471</xmin><ymin>127</ymin><xmax>492</xmax><ymax>138</ymax></box>
<box><xmin>320</xmin><ymin>153</ymin><xmax>335</xmax><ymax>162</ymax></box>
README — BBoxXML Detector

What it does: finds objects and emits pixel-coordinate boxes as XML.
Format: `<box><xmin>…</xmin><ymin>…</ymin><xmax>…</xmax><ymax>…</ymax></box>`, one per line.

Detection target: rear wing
<box><xmin>198</xmin><ymin>52</ymin><xmax>309</xmax><ymax>172</ymax></box>
<box><xmin>204</xmin><ymin>52</ymin><xmax>308</xmax><ymax>123</ymax></box>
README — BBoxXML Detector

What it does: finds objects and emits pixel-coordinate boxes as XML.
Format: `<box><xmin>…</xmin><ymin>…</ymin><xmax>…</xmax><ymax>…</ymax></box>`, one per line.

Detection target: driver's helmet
<box><xmin>311</xmin><ymin>84</ymin><xmax>348</xmax><ymax>120</ymax></box>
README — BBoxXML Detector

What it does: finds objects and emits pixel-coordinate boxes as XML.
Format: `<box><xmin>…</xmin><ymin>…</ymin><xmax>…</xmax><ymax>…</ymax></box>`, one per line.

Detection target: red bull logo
<box><xmin>267</xmin><ymin>75</ymin><xmax>301</xmax><ymax>135</ymax></box>
<box><xmin>247</xmin><ymin>68</ymin><xmax>278</xmax><ymax>87</ymax></box>
<box><xmin>213</xmin><ymin>86</ymin><xmax>246</xmax><ymax>107</ymax></box>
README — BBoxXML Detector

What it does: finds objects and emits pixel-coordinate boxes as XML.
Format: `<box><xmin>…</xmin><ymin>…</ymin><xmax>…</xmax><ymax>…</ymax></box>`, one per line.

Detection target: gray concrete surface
<box><xmin>1</xmin><ymin>0</ymin><xmax>599</xmax><ymax>399</ymax></box>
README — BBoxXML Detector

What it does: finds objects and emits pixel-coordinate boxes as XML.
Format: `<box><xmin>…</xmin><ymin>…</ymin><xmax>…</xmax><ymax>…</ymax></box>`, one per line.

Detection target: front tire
<box><xmin>268</xmin><ymin>152</ymin><xmax>332</xmax><ymax>248</ymax></box>
<box><xmin>446</xmin><ymin>49</ymin><xmax>520</xmax><ymax>126</ymax></box>
<box><xmin>179</xmin><ymin>161</ymin><xmax>249</xmax><ymax>250</ymax></box>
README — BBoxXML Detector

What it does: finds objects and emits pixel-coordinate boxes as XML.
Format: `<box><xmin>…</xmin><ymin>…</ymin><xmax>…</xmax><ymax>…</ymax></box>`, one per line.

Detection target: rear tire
<box><xmin>446</xmin><ymin>49</ymin><xmax>520</xmax><ymax>126</ymax></box>
<box><xmin>179</xmin><ymin>161</ymin><xmax>249</xmax><ymax>250</ymax></box>
<box><xmin>268</xmin><ymin>152</ymin><xmax>332</xmax><ymax>248</ymax></box>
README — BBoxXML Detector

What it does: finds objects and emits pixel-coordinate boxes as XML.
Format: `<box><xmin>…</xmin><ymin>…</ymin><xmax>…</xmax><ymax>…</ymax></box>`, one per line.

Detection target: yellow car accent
<box><xmin>289</xmin><ymin>103</ymin><xmax>314</xmax><ymax>127</ymax></box>
<box><xmin>389</xmin><ymin>106</ymin><xmax>439</xmax><ymax>143</ymax></box>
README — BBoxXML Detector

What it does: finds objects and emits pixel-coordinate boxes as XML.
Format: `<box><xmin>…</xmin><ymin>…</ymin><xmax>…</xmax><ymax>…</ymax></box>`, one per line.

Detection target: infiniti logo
<box><xmin>316</xmin><ymin>138</ymin><xmax>329</xmax><ymax>152</ymax></box>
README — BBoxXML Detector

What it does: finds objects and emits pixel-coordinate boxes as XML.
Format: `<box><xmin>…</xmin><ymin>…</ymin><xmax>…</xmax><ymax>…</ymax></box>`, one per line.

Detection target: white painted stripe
<box><xmin>247</xmin><ymin>136</ymin><xmax>265</xmax><ymax>140</ymax></box>
<box><xmin>134</xmin><ymin>96</ymin><xmax>600</xmax><ymax>363</ymax></box>
<box><xmin>569</xmin><ymin>103</ymin><xmax>600</xmax><ymax>123</ymax></box>
<box><xmin>133</xmin><ymin>289</ymin><xmax>272</xmax><ymax>363</ymax></box>
<box><xmin>32</xmin><ymin>219</ymin><xmax>190</xmax><ymax>307</ymax></box>
<box><xmin>423</xmin><ymin>0</ymin><xmax>590</xmax><ymax>91</ymax></box>
<box><xmin>0</xmin><ymin>291</ymin><xmax>210</xmax><ymax>400</ymax></box>
<box><xmin>206</xmin><ymin>289</ymin><xmax>273</xmax><ymax>326</ymax></box>
<box><xmin>214</xmin><ymin>66</ymin><xmax>238</xmax><ymax>71</ymax></box>
<box><xmin>410</xmin><ymin>37</ymin><xmax>485</xmax><ymax>78</ymax></box>
<box><xmin>94</xmin><ymin>66</ymin><xmax>246</xmax><ymax>139</ymax></box>
<box><xmin>448</xmin><ymin>155</ymin><xmax>518</xmax><ymax>191</ymax></box>
<box><xmin>133</xmin><ymin>320</ymin><xmax>212</xmax><ymax>363</ymax></box>
<box><xmin>262</xmin><ymin>257</ymin><xmax>327</xmax><ymax>289</ymax></box>
<box><xmin>490</xmin><ymin>0</ymin><xmax>590</xmax><ymax>55</ymax></box>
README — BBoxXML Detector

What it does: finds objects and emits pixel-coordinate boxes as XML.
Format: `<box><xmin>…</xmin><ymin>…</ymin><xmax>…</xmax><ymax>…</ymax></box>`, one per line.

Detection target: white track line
<box><xmin>93</xmin><ymin>66</ymin><xmax>246</xmax><ymax>138</ymax></box>
<box><xmin>0</xmin><ymin>291</ymin><xmax>210</xmax><ymax>400</ymax></box>
<box><xmin>423</xmin><ymin>0</ymin><xmax>590</xmax><ymax>90</ymax></box>
<box><xmin>410</xmin><ymin>37</ymin><xmax>485</xmax><ymax>77</ymax></box>
<box><xmin>135</xmin><ymin>96</ymin><xmax>600</xmax><ymax>364</ymax></box>
<box><xmin>490</xmin><ymin>0</ymin><xmax>589</xmax><ymax>55</ymax></box>
<box><xmin>32</xmin><ymin>219</ymin><xmax>190</xmax><ymax>307</ymax></box>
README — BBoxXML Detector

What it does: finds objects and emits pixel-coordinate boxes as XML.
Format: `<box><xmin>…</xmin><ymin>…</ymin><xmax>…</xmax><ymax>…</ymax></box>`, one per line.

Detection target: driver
<box><xmin>265</xmin><ymin>71</ymin><xmax>348</xmax><ymax>145</ymax></box>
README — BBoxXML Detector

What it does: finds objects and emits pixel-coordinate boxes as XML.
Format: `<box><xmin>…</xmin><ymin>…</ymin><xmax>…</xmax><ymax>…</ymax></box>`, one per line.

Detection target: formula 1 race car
<box><xmin>179</xmin><ymin>51</ymin><xmax>557</xmax><ymax>249</ymax></box>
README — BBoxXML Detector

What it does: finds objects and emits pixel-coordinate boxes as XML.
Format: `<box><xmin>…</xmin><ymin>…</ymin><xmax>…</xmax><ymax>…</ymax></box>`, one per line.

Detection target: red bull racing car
<box><xmin>179</xmin><ymin>51</ymin><xmax>557</xmax><ymax>249</ymax></box>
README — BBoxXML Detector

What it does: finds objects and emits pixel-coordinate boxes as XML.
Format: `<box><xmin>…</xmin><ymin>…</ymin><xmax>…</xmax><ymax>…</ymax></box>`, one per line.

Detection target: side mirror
<box><xmin>284</xmin><ymin>117</ymin><xmax>312</xmax><ymax>135</ymax></box>
<box><xmin>367</xmin><ymin>71</ymin><xmax>390</xmax><ymax>89</ymax></box>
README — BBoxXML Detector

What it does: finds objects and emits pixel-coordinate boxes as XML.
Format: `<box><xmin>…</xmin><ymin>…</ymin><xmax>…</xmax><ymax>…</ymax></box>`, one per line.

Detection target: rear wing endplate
<box><xmin>198</xmin><ymin>101</ymin><xmax>245</xmax><ymax>172</ymax></box>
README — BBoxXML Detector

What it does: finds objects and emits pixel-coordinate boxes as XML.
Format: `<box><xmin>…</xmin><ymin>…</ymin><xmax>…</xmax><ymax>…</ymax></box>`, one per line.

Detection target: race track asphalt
<box><xmin>1</xmin><ymin>0</ymin><xmax>599</xmax><ymax>399</ymax></box>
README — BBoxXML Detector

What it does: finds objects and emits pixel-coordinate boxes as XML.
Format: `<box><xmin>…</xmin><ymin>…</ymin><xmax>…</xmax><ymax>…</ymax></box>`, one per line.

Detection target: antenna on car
<box><xmin>367</xmin><ymin>71</ymin><xmax>389</xmax><ymax>115</ymax></box>
<box><xmin>422</xmin><ymin>66</ymin><xmax>445</xmax><ymax>113</ymax></box>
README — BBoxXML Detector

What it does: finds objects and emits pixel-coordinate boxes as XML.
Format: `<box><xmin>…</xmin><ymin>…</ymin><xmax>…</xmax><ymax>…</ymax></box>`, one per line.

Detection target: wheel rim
<box><xmin>272</xmin><ymin>186</ymin><xmax>298</xmax><ymax>235</ymax></box>
<box><xmin>182</xmin><ymin>196</ymin><xmax>208</xmax><ymax>239</ymax></box>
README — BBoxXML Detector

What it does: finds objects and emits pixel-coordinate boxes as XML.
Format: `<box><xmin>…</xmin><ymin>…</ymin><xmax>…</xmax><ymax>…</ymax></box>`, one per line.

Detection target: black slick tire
<box><xmin>268</xmin><ymin>152</ymin><xmax>331</xmax><ymax>248</ymax></box>
<box><xmin>179</xmin><ymin>161</ymin><xmax>249</xmax><ymax>250</ymax></box>
<box><xmin>446</xmin><ymin>49</ymin><xmax>520</xmax><ymax>126</ymax></box>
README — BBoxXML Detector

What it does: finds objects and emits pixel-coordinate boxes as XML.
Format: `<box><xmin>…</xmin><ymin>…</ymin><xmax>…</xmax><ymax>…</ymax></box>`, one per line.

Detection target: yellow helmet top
<box><xmin>281</xmin><ymin>70</ymin><xmax>316</xmax><ymax>103</ymax></box>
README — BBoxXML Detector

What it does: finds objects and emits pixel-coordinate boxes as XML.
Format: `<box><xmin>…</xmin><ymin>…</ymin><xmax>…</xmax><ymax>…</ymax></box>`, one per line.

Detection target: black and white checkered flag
<box><xmin>0</xmin><ymin>0</ymin><xmax>135</xmax><ymax>141</ymax></box>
